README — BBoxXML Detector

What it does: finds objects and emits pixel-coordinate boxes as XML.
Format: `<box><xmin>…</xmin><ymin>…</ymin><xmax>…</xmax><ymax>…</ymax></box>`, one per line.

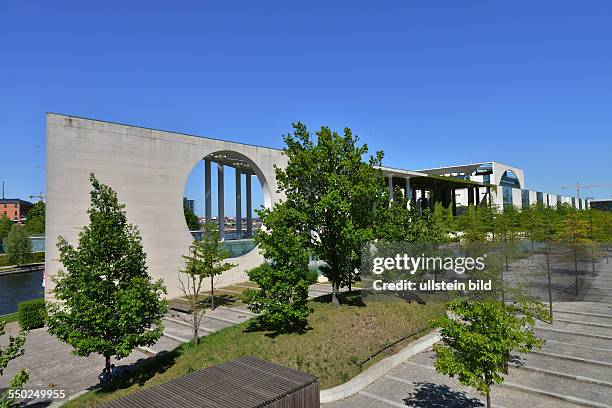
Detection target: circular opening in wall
<box><xmin>183</xmin><ymin>151</ymin><xmax>268</xmax><ymax>257</ymax></box>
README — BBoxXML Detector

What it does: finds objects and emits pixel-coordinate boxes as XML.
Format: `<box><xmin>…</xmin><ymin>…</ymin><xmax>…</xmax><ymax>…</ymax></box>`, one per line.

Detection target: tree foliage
<box><xmin>244</xmin><ymin>202</ymin><xmax>317</xmax><ymax>332</ymax></box>
<box><xmin>430</xmin><ymin>298</ymin><xmax>543</xmax><ymax>408</ymax></box>
<box><xmin>179</xmin><ymin>222</ymin><xmax>234</xmax><ymax>343</ymax></box>
<box><xmin>47</xmin><ymin>174</ymin><xmax>167</xmax><ymax>381</ymax></box>
<box><xmin>0</xmin><ymin>321</ymin><xmax>28</xmax><ymax>408</ymax></box>
<box><xmin>184</xmin><ymin>202</ymin><xmax>200</xmax><ymax>231</ymax></box>
<box><xmin>24</xmin><ymin>201</ymin><xmax>45</xmax><ymax>235</ymax></box>
<box><xmin>3</xmin><ymin>224</ymin><xmax>31</xmax><ymax>265</ymax></box>
<box><xmin>0</xmin><ymin>215</ymin><xmax>12</xmax><ymax>242</ymax></box>
<box><xmin>273</xmin><ymin>123</ymin><xmax>388</xmax><ymax>305</ymax></box>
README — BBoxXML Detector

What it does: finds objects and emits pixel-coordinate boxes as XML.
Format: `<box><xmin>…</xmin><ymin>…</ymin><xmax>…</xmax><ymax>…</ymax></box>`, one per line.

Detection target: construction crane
<box><xmin>560</xmin><ymin>183</ymin><xmax>612</xmax><ymax>200</ymax></box>
<box><xmin>28</xmin><ymin>192</ymin><xmax>46</xmax><ymax>202</ymax></box>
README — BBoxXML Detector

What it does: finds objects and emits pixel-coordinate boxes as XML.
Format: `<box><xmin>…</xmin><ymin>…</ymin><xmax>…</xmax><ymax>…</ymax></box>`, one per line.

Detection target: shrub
<box><xmin>29</xmin><ymin>252</ymin><xmax>45</xmax><ymax>263</ymax></box>
<box><xmin>3</xmin><ymin>224</ymin><xmax>31</xmax><ymax>265</ymax></box>
<box><xmin>18</xmin><ymin>298</ymin><xmax>47</xmax><ymax>330</ymax></box>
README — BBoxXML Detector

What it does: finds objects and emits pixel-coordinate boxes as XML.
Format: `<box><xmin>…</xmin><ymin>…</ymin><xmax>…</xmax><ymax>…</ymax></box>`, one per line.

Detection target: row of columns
<box><xmin>203</xmin><ymin>159</ymin><xmax>253</xmax><ymax>240</ymax></box>
<box><xmin>387</xmin><ymin>175</ymin><xmax>491</xmax><ymax>215</ymax></box>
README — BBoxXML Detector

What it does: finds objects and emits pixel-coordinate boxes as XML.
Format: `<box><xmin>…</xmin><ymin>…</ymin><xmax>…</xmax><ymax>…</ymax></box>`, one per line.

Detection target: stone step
<box><xmin>217</xmin><ymin>305</ymin><xmax>258</xmax><ymax>316</ymax></box>
<box><xmin>536</xmin><ymin>319</ymin><xmax>612</xmax><ymax>338</ymax></box>
<box><xmin>535</xmin><ymin>325</ymin><xmax>612</xmax><ymax>349</ymax></box>
<box><xmin>519</xmin><ymin>348</ymin><xmax>612</xmax><ymax>385</ymax></box>
<box><xmin>144</xmin><ymin>334</ymin><xmax>183</xmax><ymax>355</ymax></box>
<box><xmin>391</xmin><ymin>357</ymin><xmax>588</xmax><ymax>408</ymax></box>
<box><xmin>553</xmin><ymin>311</ymin><xmax>612</xmax><ymax>325</ymax></box>
<box><xmin>553</xmin><ymin>303</ymin><xmax>612</xmax><ymax>319</ymax></box>
<box><xmin>505</xmin><ymin>364</ymin><xmax>612</xmax><ymax>406</ymax></box>
<box><xmin>170</xmin><ymin>310</ymin><xmax>235</xmax><ymax>332</ymax></box>
<box><xmin>538</xmin><ymin>339</ymin><xmax>612</xmax><ymax>364</ymax></box>
<box><xmin>161</xmin><ymin>317</ymin><xmax>197</xmax><ymax>342</ymax></box>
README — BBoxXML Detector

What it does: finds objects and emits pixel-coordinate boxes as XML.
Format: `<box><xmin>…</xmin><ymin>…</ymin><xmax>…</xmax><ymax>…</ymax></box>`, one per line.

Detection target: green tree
<box><xmin>47</xmin><ymin>174</ymin><xmax>167</xmax><ymax>382</ymax></box>
<box><xmin>0</xmin><ymin>321</ymin><xmax>28</xmax><ymax>408</ymax></box>
<box><xmin>179</xmin><ymin>222</ymin><xmax>234</xmax><ymax>343</ymax></box>
<box><xmin>555</xmin><ymin>211</ymin><xmax>592</xmax><ymax>295</ymax></box>
<box><xmin>0</xmin><ymin>215</ymin><xmax>12</xmax><ymax>242</ymax></box>
<box><xmin>184</xmin><ymin>202</ymin><xmax>200</xmax><ymax>231</ymax></box>
<box><xmin>244</xmin><ymin>202</ymin><xmax>316</xmax><ymax>332</ymax></box>
<box><xmin>431</xmin><ymin>202</ymin><xmax>453</xmax><ymax>244</ymax></box>
<box><xmin>430</xmin><ymin>298</ymin><xmax>543</xmax><ymax>408</ymax></box>
<box><xmin>24</xmin><ymin>202</ymin><xmax>45</xmax><ymax>235</ymax></box>
<box><xmin>3</xmin><ymin>224</ymin><xmax>31</xmax><ymax>265</ymax></box>
<box><xmin>456</xmin><ymin>205</ymin><xmax>486</xmax><ymax>242</ymax></box>
<box><xmin>274</xmin><ymin>123</ymin><xmax>387</xmax><ymax>305</ymax></box>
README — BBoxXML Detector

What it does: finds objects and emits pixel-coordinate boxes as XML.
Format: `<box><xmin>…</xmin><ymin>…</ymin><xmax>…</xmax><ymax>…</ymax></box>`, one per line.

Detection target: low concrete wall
<box><xmin>319</xmin><ymin>331</ymin><xmax>440</xmax><ymax>403</ymax></box>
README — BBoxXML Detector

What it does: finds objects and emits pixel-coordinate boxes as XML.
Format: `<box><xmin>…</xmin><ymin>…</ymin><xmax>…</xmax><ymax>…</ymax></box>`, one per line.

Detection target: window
<box><xmin>500</xmin><ymin>170</ymin><xmax>521</xmax><ymax>189</ymax></box>
<box><xmin>502</xmin><ymin>186</ymin><xmax>513</xmax><ymax>209</ymax></box>
<box><xmin>522</xmin><ymin>190</ymin><xmax>530</xmax><ymax>209</ymax></box>
<box><xmin>536</xmin><ymin>192</ymin><xmax>543</xmax><ymax>204</ymax></box>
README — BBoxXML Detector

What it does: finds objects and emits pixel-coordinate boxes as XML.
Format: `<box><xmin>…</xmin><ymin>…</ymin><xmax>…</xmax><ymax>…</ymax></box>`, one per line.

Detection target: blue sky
<box><xmin>1</xmin><ymin>1</ymin><xmax>611</xmax><ymax>216</ymax></box>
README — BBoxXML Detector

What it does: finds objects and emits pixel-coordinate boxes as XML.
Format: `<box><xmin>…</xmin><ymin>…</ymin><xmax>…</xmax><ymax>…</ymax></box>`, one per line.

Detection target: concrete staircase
<box><xmin>324</xmin><ymin>257</ymin><xmax>612</xmax><ymax>408</ymax></box>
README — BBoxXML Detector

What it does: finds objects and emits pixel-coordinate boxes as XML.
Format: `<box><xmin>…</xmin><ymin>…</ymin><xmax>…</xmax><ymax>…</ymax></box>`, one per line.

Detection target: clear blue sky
<box><xmin>1</xmin><ymin>1</ymin><xmax>611</xmax><ymax>216</ymax></box>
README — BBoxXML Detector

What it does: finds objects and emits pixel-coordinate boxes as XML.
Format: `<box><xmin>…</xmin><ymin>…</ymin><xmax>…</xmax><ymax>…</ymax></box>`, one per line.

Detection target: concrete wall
<box><xmin>491</xmin><ymin>162</ymin><xmax>525</xmax><ymax>189</ymax></box>
<box><xmin>511</xmin><ymin>188</ymin><xmax>522</xmax><ymax>208</ymax></box>
<box><xmin>46</xmin><ymin>114</ymin><xmax>287</xmax><ymax>298</ymax></box>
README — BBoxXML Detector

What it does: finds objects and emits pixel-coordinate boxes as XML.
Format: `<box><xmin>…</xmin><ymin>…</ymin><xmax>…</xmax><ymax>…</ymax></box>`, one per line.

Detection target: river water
<box><xmin>0</xmin><ymin>271</ymin><xmax>44</xmax><ymax>315</ymax></box>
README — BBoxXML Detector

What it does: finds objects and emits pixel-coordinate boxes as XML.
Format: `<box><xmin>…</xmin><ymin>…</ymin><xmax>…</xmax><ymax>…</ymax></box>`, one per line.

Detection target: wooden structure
<box><xmin>101</xmin><ymin>356</ymin><xmax>319</xmax><ymax>407</ymax></box>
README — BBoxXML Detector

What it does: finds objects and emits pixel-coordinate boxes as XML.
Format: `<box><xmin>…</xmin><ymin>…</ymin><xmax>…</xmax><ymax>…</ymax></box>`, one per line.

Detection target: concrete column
<box><xmin>235</xmin><ymin>168</ymin><xmax>242</xmax><ymax>238</ymax></box>
<box><xmin>405</xmin><ymin>177</ymin><xmax>412</xmax><ymax>208</ymax></box>
<box><xmin>217</xmin><ymin>163</ymin><xmax>224</xmax><ymax>239</ymax></box>
<box><xmin>388</xmin><ymin>176</ymin><xmax>394</xmax><ymax>202</ymax></box>
<box><xmin>246</xmin><ymin>173</ymin><xmax>252</xmax><ymax>237</ymax></box>
<box><xmin>204</xmin><ymin>159</ymin><xmax>212</xmax><ymax>226</ymax></box>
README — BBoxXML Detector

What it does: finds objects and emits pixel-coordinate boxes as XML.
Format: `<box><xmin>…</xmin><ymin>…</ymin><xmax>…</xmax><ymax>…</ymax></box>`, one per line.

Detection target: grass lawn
<box><xmin>0</xmin><ymin>312</ymin><xmax>19</xmax><ymax>325</ymax></box>
<box><xmin>65</xmin><ymin>291</ymin><xmax>445</xmax><ymax>407</ymax></box>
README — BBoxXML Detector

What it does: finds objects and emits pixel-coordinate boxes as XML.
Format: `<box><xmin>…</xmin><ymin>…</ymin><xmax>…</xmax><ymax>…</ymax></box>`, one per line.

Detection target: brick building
<box><xmin>0</xmin><ymin>199</ymin><xmax>33</xmax><ymax>222</ymax></box>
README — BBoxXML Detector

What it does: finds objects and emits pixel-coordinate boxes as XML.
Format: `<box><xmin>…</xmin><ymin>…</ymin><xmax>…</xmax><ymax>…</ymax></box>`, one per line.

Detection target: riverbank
<box><xmin>0</xmin><ymin>262</ymin><xmax>44</xmax><ymax>276</ymax></box>
<box><xmin>0</xmin><ymin>312</ymin><xmax>19</xmax><ymax>325</ymax></box>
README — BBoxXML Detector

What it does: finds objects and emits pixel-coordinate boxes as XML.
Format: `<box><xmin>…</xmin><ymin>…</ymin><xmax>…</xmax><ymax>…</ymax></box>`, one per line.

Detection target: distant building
<box><xmin>0</xmin><ymin>198</ymin><xmax>33</xmax><ymax>222</ymax></box>
<box><xmin>183</xmin><ymin>197</ymin><xmax>195</xmax><ymax>213</ymax></box>
<box><xmin>590</xmin><ymin>199</ymin><xmax>612</xmax><ymax>212</ymax></box>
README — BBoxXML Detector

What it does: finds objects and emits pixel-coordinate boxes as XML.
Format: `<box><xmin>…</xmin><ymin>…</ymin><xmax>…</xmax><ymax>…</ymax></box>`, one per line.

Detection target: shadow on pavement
<box><xmin>403</xmin><ymin>382</ymin><xmax>484</xmax><ymax>408</ymax></box>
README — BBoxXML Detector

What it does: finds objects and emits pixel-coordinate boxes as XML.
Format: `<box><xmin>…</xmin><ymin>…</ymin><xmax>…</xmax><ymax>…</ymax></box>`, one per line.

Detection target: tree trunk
<box><xmin>211</xmin><ymin>277</ymin><xmax>215</xmax><ymax>310</ymax></box>
<box><xmin>574</xmin><ymin>247</ymin><xmax>579</xmax><ymax>296</ymax></box>
<box><xmin>486</xmin><ymin>390</ymin><xmax>491</xmax><ymax>408</ymax></box>
<box><xmin>193</xmin><ymin>310</ymin><xmax>199</xmax><ymax>344</ymax></box>
<box><xmin>331</xmin><ymin>282</ymin><xmax>340</xmax><ymax>306</ymax></box>
<box><xmin>105</xmin><ymin>355</ymin><xmax>112</xmax><ymax>382</ymax></box>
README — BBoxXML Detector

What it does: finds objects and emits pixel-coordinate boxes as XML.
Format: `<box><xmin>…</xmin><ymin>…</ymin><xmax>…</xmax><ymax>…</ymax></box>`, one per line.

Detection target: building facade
<box><xmin>46</xmin><ymin>114</ymin><xmax>584</xmax><ymax>299</ymax></box>
<box><xmin>0</xmin><ymin>198</ymin><xmax>33</xmax><ymax>222</ymax></box>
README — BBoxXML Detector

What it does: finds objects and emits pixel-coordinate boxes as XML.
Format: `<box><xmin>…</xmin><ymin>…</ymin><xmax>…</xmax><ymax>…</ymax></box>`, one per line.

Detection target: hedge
<box><xmin>18</xmin><ymin>298</ymin><xmax>47</xmax><ymax>330</ymax></box>
<box><xmin>0</xmin><ymin>252</ymin><xmax>44</xmax><ymax>267</ymax></box>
